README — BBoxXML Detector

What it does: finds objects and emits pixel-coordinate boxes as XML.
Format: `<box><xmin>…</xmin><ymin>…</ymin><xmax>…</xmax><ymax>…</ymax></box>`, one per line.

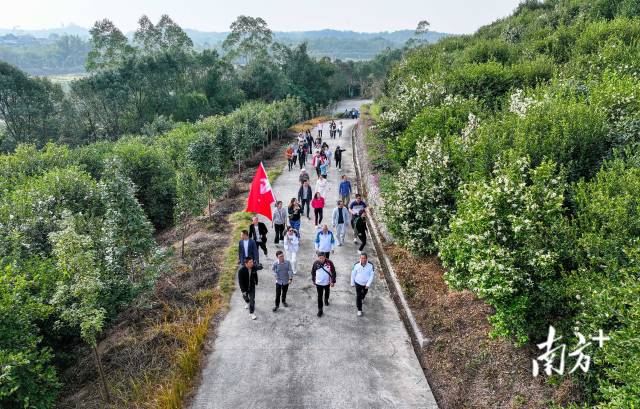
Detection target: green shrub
<box><xmin>440</xmin><ymin>155</ymin><xmax>570</xmax><ymax>344</ymax></box>
<box><xmin>0</xmin><ymin>266</ymin><xmax>59</xmax><ymax>409</ymax></box>
<box><xmin>395</xmin><ymin>97</ymin><xmax>483</xmax><ymax>164</ymax></box>
<box><xmin>0</xmin><ymin>167</ymin><xmax>103</xmax><ymax>259</ymax></box>
<box><xmin>110</xmin><ymin>137</ymin><xmax>177</xmax><ymax>229</ymax></box>
<box><xmin>383</xmin><ymin>136</ymin><xmax>458</xmax><ymax>254</ymax></box>
<box><xmin>463</xmin><ymin>39</ymin><xmax>520</xmax><ymax>65</ymax></box>
<box><xmin>564</xmin><ymin>158</ymin><xmax>640</xmax><ymax>407</ymax></box>
<box><xmin>513</xmin><ymin>96</ymin><xmax>610</xmax><ymax>181</ymax></box>
<box><xmin>445</xmin><ymin>62</ymin><xmax>513</xmax><ymax>110</ymax></box>
<box><xmin>0</xmin><ymin>143</ymin><xmax>75</xmax><ymax>196</ymax></box>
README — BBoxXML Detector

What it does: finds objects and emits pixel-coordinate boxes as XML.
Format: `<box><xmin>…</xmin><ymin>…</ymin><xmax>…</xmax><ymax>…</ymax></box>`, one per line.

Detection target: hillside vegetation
<box><xmin>0</xmin><ymin>87</ymin><xmax>303</xmax><ymax>407</ymax></box>
<box><xmin>372</xmin><ymin>0</ymin><xmax>640</xmax><ymax>406</ymax></box>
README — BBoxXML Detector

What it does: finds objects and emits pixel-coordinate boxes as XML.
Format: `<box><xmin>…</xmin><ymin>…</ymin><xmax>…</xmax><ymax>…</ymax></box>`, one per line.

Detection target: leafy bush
<box><xmin>383</xmin><ymin>136</ymin><xmax>458</xmax><ymax>254</ymax></box>
<box><xmin>439</xmin><ymin>155</ymin><xmax>569</xmax><ymax>344</ymax></box>
<box><xmin>395</xmin><ymin>97</ymin><xmax>483</xmax><ymax>163</ymax></box>
<box><xmin>445</xmin><ymin>62</ymin><xmax>514</xmax><ymax>110</ymax></box>
<box><xmin>564</xmin><ymin>158</ymin><xmax>640</xmax><ymax>406</ymax></box>
<box><xmin>463</xmin><ymin>39</ymin><xmax>520</xmax><ymax>65</ymax></box>
<box><xmin>110</xmin><ymin>137</ymin><xmax>177</xmax><ymax>229</ymax></box>
<box><xmin>512</xmin><ymin>95</ymin><xmax>610</xmax><ymax>181</ymax></box>
<box><xmin>0</xmin><ymin>167</ymin><xmax>103</xmax><ymax>259</ymax></box>
<box><xmin>0</xmin><ymin>268</ymin><xmax>59</xmax><ymax>409</ymax></box>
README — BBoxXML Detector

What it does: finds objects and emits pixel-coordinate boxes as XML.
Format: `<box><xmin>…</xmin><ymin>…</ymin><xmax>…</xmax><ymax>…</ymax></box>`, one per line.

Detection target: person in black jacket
<box><xmin>238</xmin><ymin>230</ymin><xmax>260</xmax><ymax>265</ymax></box>
<box><xmin>355</xmin><ymin>210</ymin><xmax>369</xmax><ymax>254</ymax></box>
<box><xmin>334</xmin><ymin>145</ymin><xmax>346</xmax><ymax>170</ymax></box>
<box><xmin>238</xmin><ymin>257</ymin><xmax>259</xmax><ymax>320</ymax></box>
<box><xmin>311</xmin><ymin>253</ymin><xmax>337</xmax><ymax>317</ymax></box>
<box><xmin>298</xmin><ymin>180</ymin><xmax>313</xmax><ymax>219</ymax></box>
<box><xmin>248</xmin><ymin>216</ymin><xmax>269</xmax><ymax>257</ymax></box>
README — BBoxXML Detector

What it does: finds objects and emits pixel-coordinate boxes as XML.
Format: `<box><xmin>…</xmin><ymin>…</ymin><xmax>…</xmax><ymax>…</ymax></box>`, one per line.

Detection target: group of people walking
<box><xmin>238</xmin><ymin>120</ymin><xmax>374</xmax><ymax>320</ymax></box>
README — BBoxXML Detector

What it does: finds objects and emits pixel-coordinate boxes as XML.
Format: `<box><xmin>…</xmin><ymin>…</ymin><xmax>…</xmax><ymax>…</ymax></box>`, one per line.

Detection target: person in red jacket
<box><xmin>311</xmin><ymin>192</ymin><xmax>325</xmax><ymax>227</ymax></box>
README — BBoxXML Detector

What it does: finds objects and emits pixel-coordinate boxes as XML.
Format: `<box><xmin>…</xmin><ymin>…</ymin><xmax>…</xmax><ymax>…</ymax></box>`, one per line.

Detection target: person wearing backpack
<box><xmin>311</xmin><ymin>253</ymin><xmax>336</xmax><ymax>317</ymax></box>
<box><xmin>351</xmin><ymin>253</ymin><xmax>375</xmax><ymax>316</ymax></box>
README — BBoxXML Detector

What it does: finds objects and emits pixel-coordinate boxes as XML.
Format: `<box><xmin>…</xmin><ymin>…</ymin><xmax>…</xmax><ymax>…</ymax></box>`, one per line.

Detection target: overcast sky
<box><xmin>2</xmin><ymin>0</ymin><xmax>523</xmax><ymax>34</ymax></box>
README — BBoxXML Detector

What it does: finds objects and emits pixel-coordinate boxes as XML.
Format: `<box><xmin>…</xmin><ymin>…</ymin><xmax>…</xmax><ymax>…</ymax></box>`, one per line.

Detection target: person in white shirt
<box><xmin>338</xmin><ymin>121</ymin><xmax>343</xmax><ymax>137</ymax></box>
<box><xmin>311</xmin><ymin>253</ymin><xmax>336</xmax><ymax>317</ymax></box>
<box><xmin>283</xmin><ymin>227</ymin><xmax>299</xmax><ymax>275</ymax></box>
<box><xmin>351</xmin><ymin>253</ymin><xmax>375</xmax><ymax>316</ymax></box>
<box><xmin>315</xmin><ymin>174</ymin><xmax>329</xmax><ymax>198</ymax></box>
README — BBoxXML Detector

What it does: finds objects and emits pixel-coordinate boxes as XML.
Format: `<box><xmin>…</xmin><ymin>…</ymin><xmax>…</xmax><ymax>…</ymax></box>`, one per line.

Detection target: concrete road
<box><xmin>331</xmin><ymin>99</ymin><xmax>372</xmax><ymax>116</ymax></box>
<box><xmin>191</xmin><ymin>115</ymin><xmax>438</xmax><ymax>409</ymax></box>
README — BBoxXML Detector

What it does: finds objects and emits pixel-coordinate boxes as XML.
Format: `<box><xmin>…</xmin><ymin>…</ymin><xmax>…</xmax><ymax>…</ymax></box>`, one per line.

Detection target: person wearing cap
<box><xmin>351</xmin><ymin>253</ymin><xmax>375</xmax><ymax>316</ymax></box>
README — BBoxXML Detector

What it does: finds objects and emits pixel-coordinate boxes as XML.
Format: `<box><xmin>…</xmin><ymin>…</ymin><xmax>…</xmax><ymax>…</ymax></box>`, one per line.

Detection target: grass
<box><xmin>289</xmin><ymin>116</ymin><xmax>332</xmax><ymax>133</ymax></box>
<box><xmin>131</xmin><ymin>212</ymin><xmax>252</xmax><ymax>409</ymax></box>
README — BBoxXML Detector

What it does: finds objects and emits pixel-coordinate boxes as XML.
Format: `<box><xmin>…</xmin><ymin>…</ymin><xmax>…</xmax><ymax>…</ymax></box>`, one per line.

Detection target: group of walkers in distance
<box><xmin>286</xmin><ymin>121</ymin><xmax>344</xmax><ymax>173</ymax></box>
<box><xmin>238</xmin><ymin>119</ymin><xmax>374</xmax><ymax>320</ymax></box>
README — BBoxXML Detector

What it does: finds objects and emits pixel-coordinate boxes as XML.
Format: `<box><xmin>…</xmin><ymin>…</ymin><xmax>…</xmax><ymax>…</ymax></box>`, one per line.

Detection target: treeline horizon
<box><xmin>0</xmin><ymin>14</ymin><xmax>411</xmax><ymax>152</ymax></box>
<box><xmin>0</xmin><ymin>24</ymin><xmax>446</xmax><ymax>75</ymax></box>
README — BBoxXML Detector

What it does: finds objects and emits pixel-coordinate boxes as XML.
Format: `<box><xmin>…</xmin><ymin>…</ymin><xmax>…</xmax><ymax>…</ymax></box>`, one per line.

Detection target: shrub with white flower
<box><xmin>382</xmin><ymin>136</ymin><xmax>458</xmax><ymax>254</ymax></box>
<box><xmin>508</xmin><ymin>88</ymin><xmax>538</xmax><ymax>117</ymax></box>
<box><xmin>439</xmin><ymin>154</ymin><xmax>568</xmax><ymax>344</ymax></box>
<box><xmin>461</xmin><ymin>112</ymin><xmax>480</xmax><ymax>142</ymax></box>
<box><xmin>378</xmin><ymin>75</ymin><xmax>446</xmax><ymax>137</ymax></box>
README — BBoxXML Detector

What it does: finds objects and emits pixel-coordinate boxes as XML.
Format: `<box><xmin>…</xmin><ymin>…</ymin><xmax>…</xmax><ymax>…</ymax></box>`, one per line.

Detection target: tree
<box><xmin>134</xmin><ymin>14</ymin><xmax>193</xmax><ymax>55</ymax></box>
<box><xmin>86</xmin><ymin>19</ymin><xmax>135</xmax><ymax>72</ymax></box>
<box><xmin>0</xmin><ymin>62</ymin><xmax>64</xmax><ymax>150</ymax></box>
<box><xmin>222</xmin><ymin>15</ymin><xmax>273</xmax><ymax>64</ymax></box>
<box><xmin>99</xmin><ymin>160</ymin><xmax>155</xmax><ymax>292</ymax></box>
<box><xmin>406</xmin><ymin>20</ymin><xmax>431</xmax><ymax>48</ymax></box>
<box><xmin>186</xmin><ymin>131</ymin><xmax>224</xmax><ymax>218</ymax></box>
<box><xmin>174</xmin><ymin>91</ymin><xmax>210</xmax><ymax>122</ymax></box>
<box><xmin>174</xmin><ymin>168</ymin><xmax>206</xmax><ymax>258</ymax></box>
<box><xmin>49</xmin><ymin>212</ymin><xmax>110</xmax><ymax>402</ymax></box>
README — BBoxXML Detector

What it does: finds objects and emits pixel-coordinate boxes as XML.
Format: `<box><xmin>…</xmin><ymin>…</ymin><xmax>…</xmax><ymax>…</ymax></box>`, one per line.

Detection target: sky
<box><xmin>1</xmin><ymin>0</ymin><xmax>523</xmax><ymax>34</ymax></box>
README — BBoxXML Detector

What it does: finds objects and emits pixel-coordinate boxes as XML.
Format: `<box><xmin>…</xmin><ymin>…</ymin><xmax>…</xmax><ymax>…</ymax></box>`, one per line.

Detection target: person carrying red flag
<box><xmin>245</xmin><ymin>162</ymin><xmax>276</xmax><ymax>221</ymax></box>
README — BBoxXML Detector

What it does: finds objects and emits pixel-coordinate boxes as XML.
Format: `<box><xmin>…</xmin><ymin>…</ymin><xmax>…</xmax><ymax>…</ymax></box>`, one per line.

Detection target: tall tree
<box><xmin>86</xmin><ymin>19</ymin><xmax>135</xmax><ymax>72</ymax></box>
<box><xmin>0</xmin><ymin>61</ymin><xmax>63</xmax><ymax>150</ymax></box>
<box><xmin>134</xmin><ymin>14</ymin><xmax>193</xmax><ymax>55</ymax></box>
<box><xmin>222</xmin><ymin>15</ymin><xmax>273</xmax><ymax>64</ymax></box>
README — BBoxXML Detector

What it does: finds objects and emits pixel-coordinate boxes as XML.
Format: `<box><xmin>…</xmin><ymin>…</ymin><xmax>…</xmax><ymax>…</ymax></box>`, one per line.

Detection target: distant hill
<box><xmin>0</xmin><ymin>25</ymin><xmax>449</xmax><ymax>75</ymax></box>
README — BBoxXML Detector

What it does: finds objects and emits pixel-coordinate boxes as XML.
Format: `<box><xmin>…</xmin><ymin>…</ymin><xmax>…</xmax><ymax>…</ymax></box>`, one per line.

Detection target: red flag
<box><xmin>245</xmin><ymin>162</ymin><xmax>276</xmax><ymax>220</ymax></box>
